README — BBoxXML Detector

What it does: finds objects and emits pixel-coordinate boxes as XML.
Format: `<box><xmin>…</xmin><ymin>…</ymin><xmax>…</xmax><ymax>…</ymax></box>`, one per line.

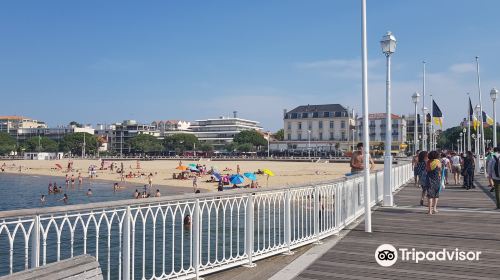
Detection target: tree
<box><xmin>25</xmin><ymin>136</ymin><xmax>59</xmax><ymax>152</ymax></box>
<box><xmin>233</xmin><ymin>130</ymin><xmax>267</xmax><ymax>147</ymax></box>
<box><xmin>0</xmin><ymin>132</ymin><xmax>16</xmax><ymax>155</ymax></box>
<box><xmin>273</xmin><ymin>129</ymin><xmax>285</xmax><ymax>141</ymax></box>
<box><xmin>237</xmin><ymin>143</ymin><xmax>254</xmax><ymax>153</ymax></box>
<box><xmin>69</xmin><ymin>121</ymin><xmax>83</xmax><ymax>128</ymax></box>
<box><xmin>163</xmin><ymin>133</ymin><xmax>199</xmax><ymax>154</ymax></box>
<box><xmin>437</xmin><ymin>126</ymin><xmax>465</xmax><ymax>150</ymax></box>
<box><xmin>199</xmin><ymin>143</ymin><xmax>214</xmax><ymax>152</ymax></box>
<box><xmin>60</xmin><ymin>133</ymin><xmax>99</xmax><ymax>155</ymax></box>
<box><xmin>127</xmin><ymin>134</ymin><xmax>163</xmax><ymax>154</ymax></box>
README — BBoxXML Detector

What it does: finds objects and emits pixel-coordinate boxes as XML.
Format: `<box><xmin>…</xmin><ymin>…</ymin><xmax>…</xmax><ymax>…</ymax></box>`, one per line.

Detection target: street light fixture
<box><xmin>459</xmin><ymin>132</ymin><xmax>463</xmax><ymax>153</ymax></box>
<box><xmin>490</xmin><ymin>88</ymin><xmax>498</xmax><ymax>148</ymax></box>
<box><xmin>412</xmin><ymin>92</ymin><xmax>420</xmax><ymax>154</ymax></box>
<box><xmin>380</xmin><ymin>31</ymin><xmax>397</xmax><ymax>207</ymax></box>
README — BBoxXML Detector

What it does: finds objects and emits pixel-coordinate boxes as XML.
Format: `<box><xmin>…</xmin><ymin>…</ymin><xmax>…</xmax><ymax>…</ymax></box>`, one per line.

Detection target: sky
<box><xmin>1</xmin><ymin>0</ymin><xmax>500</xmax><ymax>131</ymax></box>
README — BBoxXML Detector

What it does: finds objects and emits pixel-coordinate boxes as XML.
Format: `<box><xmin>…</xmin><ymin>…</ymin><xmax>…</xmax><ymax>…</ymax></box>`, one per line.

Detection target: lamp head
<box><xmin>380</xmin><ymin>31</ymin><xmax>397</xmax><ymax>56</ymax></box>
<box><xmin>411</xmin><ymin>92</ymin><xmax>420</xmax><ymax>104</ymax></box>
<box><xmin>490</xmin><ymin>88</ymin><xmax>498</xmax><ymax>101</ymax></box>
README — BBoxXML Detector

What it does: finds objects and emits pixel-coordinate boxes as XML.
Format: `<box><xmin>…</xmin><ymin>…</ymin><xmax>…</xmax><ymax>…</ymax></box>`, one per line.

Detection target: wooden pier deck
<box><xmin>295</xmin><ymin>175</ymin><xmax>500</xmax><ymax>280</ymax></box>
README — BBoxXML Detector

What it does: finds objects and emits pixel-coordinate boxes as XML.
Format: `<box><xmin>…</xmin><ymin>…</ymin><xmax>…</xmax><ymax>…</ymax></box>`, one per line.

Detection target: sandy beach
<box><xmin>0</xmin><ymin>159</ymin><xmax>378</xmax><ymax>194</ymax></box>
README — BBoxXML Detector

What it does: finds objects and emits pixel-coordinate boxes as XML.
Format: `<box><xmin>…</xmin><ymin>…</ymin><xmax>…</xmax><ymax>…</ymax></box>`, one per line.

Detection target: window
<box><xmin>302</xmin><ymin>112</ymin><xmax>308</xmax><ymax>118</ymax></box>
<box><xmin>287</xmin><ymin>134</ymin><xmax>291</xmax><ymax>140</ymax></box>
<box><xmin>334</xmin><ymin>112</ymin><xmax>342</xmax><ymax>117</ymax></box>
<box><xmin>298</xmin><ymin>122</ymin><xmax>302</xmax><ymax>130</ymax></box>
<box><xmin>287</xmin><ymin>122</ymin><xmax>291</xmax><ymax>130</ymax></box>
<box><xmin>330</xmin><ymin>121</ymin><xmax>334</xmax><ymax>129</ymax></box>
<box><xmin>312</xmin><ymin>112</ymin><xmax>319</xmax><ymax>118</ymax></box>
<box><xmin>308</xmin><ymin>122</ymin><xmax>312</xmax><ymax>130</ymax></box>
<box><xmin>291</xmin><ymin>113</ymin><xmax>297</xmax><ymax>119</ymax></box>
<box><xmin>341</xmin><ymin>131</ymin><xmax>346</xmax><ymax>140</ymax></box>
<box><xmin>319</xmin><ymin>132</ymin><xmax>323</xmax><ymax>140</ymax></box>
<box><xmin>341</xmin><ymin>121</ymin><xmax>346</xmax><ymax>129</ymax></box>
<box><xmin>298</xmin><ymin>134</ymin><xmax>302</xmax><ymax>140</ymax></box>
<box><xmin>323</xmin><ymin>112</ymin><xmax>330</xmax><ymax>118</ymax></box>
<box><xmin>319</xmin><ymin>121</ymin><xmax>323</xmax><ymax>129</ymax></box>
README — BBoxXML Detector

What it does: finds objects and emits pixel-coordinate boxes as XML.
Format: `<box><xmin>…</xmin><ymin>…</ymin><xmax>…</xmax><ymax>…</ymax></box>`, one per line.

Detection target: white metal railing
<box><xmin>0</xmin><ymin>162</ymin><xmax>412</xmax><ymax>280</ymax></box>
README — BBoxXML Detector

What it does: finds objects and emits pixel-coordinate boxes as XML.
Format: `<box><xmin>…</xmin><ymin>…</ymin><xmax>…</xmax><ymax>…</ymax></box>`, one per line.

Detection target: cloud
<box><xmin>449</xmin><ymin>63</ymin><xmax>475</xmax><ymax>74</ymax></box>
<box><xmin>295</xmin><ymin>58</ymin><xmax>383</xmax><ymax>80</ymax></box>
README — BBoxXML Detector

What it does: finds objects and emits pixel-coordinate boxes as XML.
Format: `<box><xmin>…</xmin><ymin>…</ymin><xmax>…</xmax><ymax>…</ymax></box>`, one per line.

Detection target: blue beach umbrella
<box><xmin>243</xmin><ymin>172</ymin><xmax>257</xmax><ymax>181</ymax></box>
<box><xmin>189</xmin><ymin>166</ymin><xmax>199</xmax><ymax>172</ymax></box>
<box><xmin>213</xmin><ymin>172</ymin><xmax>222</xmax><ymax>181</ymax></box>
<box><xmin>188</xmin><ymin>163</ymin><xmax>197</xmax><ymax>167</ymax></box>
<box><xmin>230</xmin><ymin>174</ymin><xmax>245</xmax><ymax>185</ymax></box>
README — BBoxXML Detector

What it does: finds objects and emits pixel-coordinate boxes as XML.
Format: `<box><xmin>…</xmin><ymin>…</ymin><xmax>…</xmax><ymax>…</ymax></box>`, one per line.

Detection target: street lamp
<box><xmin>490</xmin><ymin>88</ymin><xmax>498</xmax><ymax>148</ymax></box>
<box><xmin>307</xmin><ymin>130</ymin><xmax>311</xmax><ymax>159</ymax></box>
<box><xmin>412</xmin><ymin>92</ymin><xmax>420</xmax><ymax>154</ymax></box>
<box><xmin>381</xmin><ymin>31</ymin><xmax>396</xmax><ymax>207</ymax></box>
<box><xmin>459</xmin><ymin>132</ymin><xmax>463</xmax><ymax>153</ymax></box>
<box><xmin>462</xmin><ymin>128</ymin><xmax>466</xmax><ymax>152</ymax></box>
<box><xmin>457</xmin><ymin>139</ymin><xmax>460</xmax><ymax>153</ymax></box>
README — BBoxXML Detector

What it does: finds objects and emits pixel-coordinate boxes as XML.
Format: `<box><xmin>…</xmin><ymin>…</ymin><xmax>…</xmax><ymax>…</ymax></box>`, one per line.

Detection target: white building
<box><xmin>109</xmin><ymin>120</ymin><xmax>160</xmax><ymax>154</ymax></box>
<box><xmin>24</xmin><ymin>152</ymin><xmax>63</xmax><ymax>160</ymax></box>
<box><xmin>281</xmin><ymin>104</ymin><xmax>356</xmax><ymax>152</ymax></box>
<box><xmin>0</xmin><ymin>116</ymin><xmax>47</xmax><ymax>133</ymax></box>
<box><xmin>151</xmin><ymin>120</ymin><xmax>191</xmax><ymax>137</ymax></box>
<box><xmin>356</xmin><ymin>113</ymin><xmax>407</xmax><ymax>154</ymax></box>
<box><xmin>190</xmin><ymin>114</ymin><xmax>262</xmax><ymax>149</ymax></box>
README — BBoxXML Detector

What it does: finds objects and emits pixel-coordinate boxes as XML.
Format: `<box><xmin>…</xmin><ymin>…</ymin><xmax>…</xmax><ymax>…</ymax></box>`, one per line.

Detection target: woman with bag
<box><xmin>462</xmin><ymin>151</ymin><xmax>475</xmax><ymax>190</ymax></box>
<box><xmin>426</xmin><ymin>151</ymin><xmax>442</xmax><ymax>215</ymax></box>
<box><xmin>415</xmin><ymin>151</ymin><xmax>428</xmax><ymax>206</ymax></box>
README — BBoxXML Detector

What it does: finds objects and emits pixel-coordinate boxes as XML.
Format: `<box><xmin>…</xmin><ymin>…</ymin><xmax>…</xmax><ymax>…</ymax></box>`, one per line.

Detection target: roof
<box><xmin>288</xmin><ymin>104</ymin><xmax>347</xmax><ymax>113</ymax></box>
<box><xmin>0</xmin><ymin>116</ymin><xmax>25</xmax><ymax>120</ymax></box>
<box><xmin>358</xmin><ymin>113</ymin><xmax>401</xmax><ymax>120</ymax></box>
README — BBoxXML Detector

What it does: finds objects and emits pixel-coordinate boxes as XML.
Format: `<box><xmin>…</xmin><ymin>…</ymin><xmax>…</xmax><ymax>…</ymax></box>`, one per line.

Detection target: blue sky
<box><xmin>1</xmin><ymin>0</ymin><xmax>499</xmax><ymax>131</ymax></box>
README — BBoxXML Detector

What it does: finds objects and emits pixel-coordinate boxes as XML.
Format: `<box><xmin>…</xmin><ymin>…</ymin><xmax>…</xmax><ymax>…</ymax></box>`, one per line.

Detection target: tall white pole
<box><xmin>414</xmin><ymin>100</ymin><xmax>418</xmax><ymax>154</ymax></box>
<box><xmin>308</xmin><ymin>130</ymin><xmax>311</xmax><ymax>159</ymax></box>
<box><xmin>430</xmin><ymin>94</ymin><xmax>434</xmax><ymax>150</ymax></box>
<box><xmin>383</xmin><ymin>51</ymin><xmax>393</xmax><ymax>207</ymax></box>
<box><xmin>475</xmin><ymin>57</ymin><xmax>486</xmax><ymax>173</ymax></box>
<box><xmin>267</xmin><ymin>132</ymin><xmax>270</xmax><ymax>157</ymax></box>
<box><xmin>422</xmin><ymin>61</ymin><xmax>427</xmax><ymax>151</ymax></box>
<box><xmin>467</xmin><ymin>93</ymin><xmax>471</xmax><ymax>152</ymax></box>
<box><xmin>494</xmin><ymin>99</ymin><xmax>497</xmax><ymax>148</ymax></box>
<box><xmin>361</xmin><ymin>0</ymin><xmax>371</xmax><ymax>232</ymax></box>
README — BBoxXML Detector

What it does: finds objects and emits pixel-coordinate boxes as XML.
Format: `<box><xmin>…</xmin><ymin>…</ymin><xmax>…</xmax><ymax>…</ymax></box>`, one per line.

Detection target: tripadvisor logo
<box><xmin>375</xmin><ymin>244</ymin><xmax>482</xmax><ymax>267</ymax></box>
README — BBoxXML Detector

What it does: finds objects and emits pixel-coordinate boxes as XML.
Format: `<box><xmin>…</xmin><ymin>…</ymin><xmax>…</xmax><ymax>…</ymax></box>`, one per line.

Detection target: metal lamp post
<box><xmin>458</xmin><ymin>132</ymin><xmax>464</xmax><ymax>152</ymax></box>
<box><xmin>412</xmin><ymin>92</ymin><xmax>420</xmax><ymax>154</ymax></box>
<box><xmin>457</xmin><ymin>139</ymin><xmax>461</xmax><ymax>153</ymax></box>
<box><xmin>423</xmin><ymin>107</ymin><xmax>428</xmax><ymax>150</ymax></box>
<box><xmin>463</xmin><ymin>128</ymin><xmax>466</xmax><ymax>152</ymax></box>
<box><xmin>307</xmin><ymin>130</ymin><xmax>311</xmax><ymax>159</ymax></box>
<box><xmin>491</xmin><ymin>88</ymin><xmax>498</xmax><ymax>148</ymax></box>
<box><xmin>381</xmin><ymin>31</ymin><xmax>397</xmax><ymax>207</ymax></box>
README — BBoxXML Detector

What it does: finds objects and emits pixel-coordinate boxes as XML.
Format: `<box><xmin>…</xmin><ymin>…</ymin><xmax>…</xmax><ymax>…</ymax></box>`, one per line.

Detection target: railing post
<box><xmin>244</xmin><ymin>194</ymin><xmax>256</xmax><ymax>267</ymax></box>
<box><xmin>283</xmin><ymin>189</ymin><xmax>294</xmax><ymax>255</ymax></box>
<box><xmin>30</xmin><ymin>215</ymin><xmax>40</xmax><ymax>268</ymax></box>
<box><xmin>193</xmin><ymin>199</ymin><xmax>202</xmax><ymax>278</ymax></box>
<box><xmin>335</xmin><ymin>183</ymin><xmax>341</xmax><ymax>230</ymax></box>
<box><xmin>122</xmin><ymin>206</ymin><xmax>131</xmax><ymax>280</ymax></box>
<box><xmin>313</xmin><ymin>187</ymin><xmax>322</xmax><ymax>244</ymax></box>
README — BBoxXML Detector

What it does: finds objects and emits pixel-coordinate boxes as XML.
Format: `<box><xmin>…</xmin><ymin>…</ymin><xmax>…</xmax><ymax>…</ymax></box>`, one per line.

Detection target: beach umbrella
<box><xmin>243</xmin><ymin>172</ymin><xmax>257</xmax><ymax>181</ymax></box>
<box><xmin>263</xmin><ymin>169</ymin><xmax>275</xmax><ymax>177</ymax></box>
<box><xmin>230</xmin><ymin>174</ymin><xmax>245</xmax><ymax>185</ymax></box>
<box><xmin>176</xmin><ymin>165</ymin><xmax>189</xmax><ymax>171</ymax></box>
<box><xmin>55</xmin><ymin>163</ymin><xmax>62</xmax><ymax>170</ymax></box>
<box><xmin>213</xmin><ymin>172</ymin><xmax>222</xmax><ymax>181</ymax></box>
<box><xmin>188</xmin><ymin>163</ymin><xmax>197</xmax><ymax>167</ymax></box>
<box><xmin>189</xmin><ymin>166</ymin><xmax>199</xmax><ymax>172</ymax></box>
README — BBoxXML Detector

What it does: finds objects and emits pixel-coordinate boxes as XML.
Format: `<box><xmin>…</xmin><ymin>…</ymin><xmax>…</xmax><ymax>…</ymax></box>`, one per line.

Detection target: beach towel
<box><xmin>439</xmin><ymin>168</ymin><xmax>446</xmax><ymax>192</ymax></box>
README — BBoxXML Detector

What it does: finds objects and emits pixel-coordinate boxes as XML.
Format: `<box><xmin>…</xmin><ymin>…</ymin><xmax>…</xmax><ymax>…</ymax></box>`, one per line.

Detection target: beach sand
<box><xmin>0</xmin><ymin>159</ymin><xmax>378</xmax><ymax>194</ymax></box>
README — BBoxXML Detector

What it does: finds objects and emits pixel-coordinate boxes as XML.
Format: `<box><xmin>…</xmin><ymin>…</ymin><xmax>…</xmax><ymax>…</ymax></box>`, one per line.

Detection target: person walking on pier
<box><xmin>486</xmin><ymin>147</ymin><xmax>500</xmax><ymax>209</ymax></box>
<box><xmin>450</xmin><ymin>152</ymin><xmax>462</xmax><ymax>185</ymax></box>
<box><xmin>412</xmin><ymin>150</ymin><xmax>421</xmax><ymax>187</ymax></box>
<box><xmin>415</xmin><ymin>151</ymin><xmax>428</xmax><ymax>206</ymax></box>
<box><xmin>462</xmin><ymin>151</ymin><xmax>475</xmax><ymax>190</ymax></box>
<box><xmin>426</xmin><ymin>151</ymin><xmax>442</xmax><ymax>215</ymax></box>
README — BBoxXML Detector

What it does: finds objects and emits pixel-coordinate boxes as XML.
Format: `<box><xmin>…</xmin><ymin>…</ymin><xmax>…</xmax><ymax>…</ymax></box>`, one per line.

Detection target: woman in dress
<box><xmin>415</xmin><ymin>151</ymin><xmax>428</xmax><ymax>206</ymax></box>
<box><xmin>462</xmin><ymin>151</ymin><xmax>475</xmax><ymax>190</ymax></box>
<box><xmin>426</xmin><ymin>151</ymin><xmax>442</xmax><ymax>215</ymax></box>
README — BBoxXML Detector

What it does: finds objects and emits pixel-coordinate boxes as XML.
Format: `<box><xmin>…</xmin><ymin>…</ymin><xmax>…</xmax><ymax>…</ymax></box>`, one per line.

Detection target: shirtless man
<box><xmin>350</xmin><ymin>142</ymin><xmax>374</xmax><ymax>174</ymax></box>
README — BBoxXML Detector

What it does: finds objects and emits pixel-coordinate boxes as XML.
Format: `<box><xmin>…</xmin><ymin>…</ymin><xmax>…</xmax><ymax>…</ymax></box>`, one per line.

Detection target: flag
<box><xmin>482</xmin><ymin>111</ymin><xmax>494</xmax><ymax>127</ymax></box>
<box><xmin>426</xmin><ymin>113</ymin><xmax>431</xmax><ymax>124</ymax></box>
<box><xmin>432</xmin><ymin>100</ymin><xmax>443</xmax><ymax>128</ymax></box>
<box><xmin>469</xmin><ymin>98</ymin><xmax>474</xmax><ymax>121</ymax></box>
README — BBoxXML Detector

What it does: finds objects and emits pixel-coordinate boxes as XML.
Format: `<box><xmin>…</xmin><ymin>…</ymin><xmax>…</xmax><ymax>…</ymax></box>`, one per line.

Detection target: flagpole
<box><xmin>430</xmin><ymin>94</ymin><xmax>434</xmax><ymax>150</ymax></box>
<box><xmin>422</xmin><ymin>61</ymin><xmax>427</xmax><ymax>151</ymax></box>
<box><xmin>475</xmin><ymin>56</ymin><xmax>486</xmax><ymax>175</ymax></box>
<box><xmin>467</xmin><ymin>93</ymin><xmax>471</xmax><ymax>152</ymax></box>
